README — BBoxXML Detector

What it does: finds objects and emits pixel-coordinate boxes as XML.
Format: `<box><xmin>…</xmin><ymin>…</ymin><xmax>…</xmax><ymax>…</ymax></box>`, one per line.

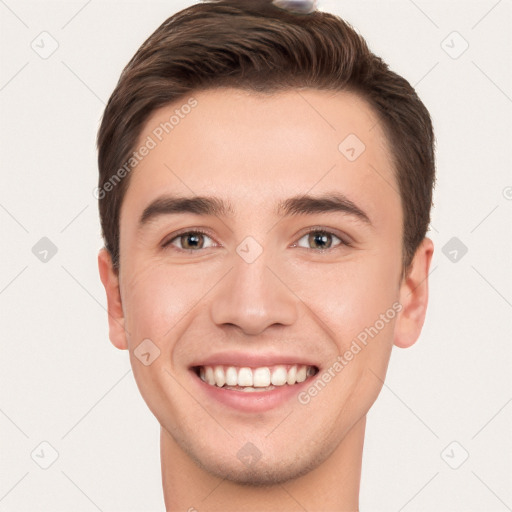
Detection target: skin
<box><xmin>98</xmin><ymin>88</ymin><xmax>434</xmax><ymax>511</ymax></box>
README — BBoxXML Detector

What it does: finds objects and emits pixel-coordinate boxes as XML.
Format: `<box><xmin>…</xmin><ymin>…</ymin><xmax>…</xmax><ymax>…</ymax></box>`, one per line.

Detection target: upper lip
<box><xmin>190</xmin><ymin>351</ymin><xmax>320</xmax><ymax>369</ymax></box>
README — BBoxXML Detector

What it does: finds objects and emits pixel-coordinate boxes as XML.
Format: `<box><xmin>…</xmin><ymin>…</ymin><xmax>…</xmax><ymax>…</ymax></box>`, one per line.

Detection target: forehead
<box><xmin>122</xmin><ymin>88</ymin><xmax>399</xmax><ymax>225</ymax></box>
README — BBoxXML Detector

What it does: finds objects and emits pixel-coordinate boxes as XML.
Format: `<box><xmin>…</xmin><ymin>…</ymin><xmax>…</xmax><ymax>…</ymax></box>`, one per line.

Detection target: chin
<box><xmin>180</xmin><ymin>436</ymin><xmax>331</xmax><ymax>487</ymax></box>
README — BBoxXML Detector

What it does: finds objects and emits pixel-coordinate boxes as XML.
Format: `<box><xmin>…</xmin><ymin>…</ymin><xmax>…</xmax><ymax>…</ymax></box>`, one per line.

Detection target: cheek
<box><xmin>287</xmin><ymin>255</ymin><xmax>400</xmax><ymax>343</ymax></box>
<box><xmin>296</xmin><ymin>257</ymin><xmax>398</xmax><ymax>424</ymax></box>
<box><xmin>120</xmin><ymin>260</ymin><xmax>203</xmax><ymax>345</ymax></box>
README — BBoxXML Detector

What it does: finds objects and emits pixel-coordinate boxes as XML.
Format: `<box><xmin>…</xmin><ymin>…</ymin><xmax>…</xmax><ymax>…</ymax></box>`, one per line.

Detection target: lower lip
<box><xmin>189</xmin><ymin>369</ymin><xmax>316</xmax><ymax>413</ymax></box>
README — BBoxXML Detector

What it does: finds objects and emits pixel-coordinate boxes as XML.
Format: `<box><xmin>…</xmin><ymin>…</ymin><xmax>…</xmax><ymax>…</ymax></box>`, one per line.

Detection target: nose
<box><xmin>209</xmin><ymin>249</ymin><xmax>299</xmax><ymax>336</ymax></box>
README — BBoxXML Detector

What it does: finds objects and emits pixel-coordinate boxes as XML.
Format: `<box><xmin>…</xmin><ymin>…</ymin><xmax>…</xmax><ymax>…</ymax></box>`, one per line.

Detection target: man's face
<box><xmin>115</xmin><ymin>88</ymin><xmax>404</xmax><ymax>484</ymax></box>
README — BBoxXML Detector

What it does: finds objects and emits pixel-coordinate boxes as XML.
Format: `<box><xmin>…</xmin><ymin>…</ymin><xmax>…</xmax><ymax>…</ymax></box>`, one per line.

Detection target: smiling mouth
<box><xmin>193</xmin><ymin>364</ymin><xmax>319</xmax><ymax>392</ymax></box>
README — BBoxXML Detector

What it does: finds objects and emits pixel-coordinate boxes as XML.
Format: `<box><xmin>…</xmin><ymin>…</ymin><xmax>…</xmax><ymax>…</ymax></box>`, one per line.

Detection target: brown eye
<box><xmin>296</xmin><ymin>230</ymin><xmax>346</xmax><ymax>251</ymax></box>
<box><xmin>164</xmin><ymin>231</ymin><xmax>215</xmax><ymax>251</ymax></box>
<box><xmin>180</xmin><ymin>232</ymin><xmax>204</xmax><ymax>250</ymax></box>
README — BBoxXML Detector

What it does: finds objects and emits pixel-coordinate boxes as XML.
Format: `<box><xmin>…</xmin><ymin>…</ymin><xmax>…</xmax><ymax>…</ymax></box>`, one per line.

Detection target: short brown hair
<box><xmin>97</xmin><ymin>0</ymin><xmax>435</xmax><ymax>275</ymax></box>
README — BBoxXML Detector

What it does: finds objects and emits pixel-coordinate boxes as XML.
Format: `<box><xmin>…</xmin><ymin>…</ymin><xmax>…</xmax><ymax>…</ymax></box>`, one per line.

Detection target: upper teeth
<box><xmin>198</xmin><ymin>364</ymin><xmax>316</xmax><ymax>388</ymax></box>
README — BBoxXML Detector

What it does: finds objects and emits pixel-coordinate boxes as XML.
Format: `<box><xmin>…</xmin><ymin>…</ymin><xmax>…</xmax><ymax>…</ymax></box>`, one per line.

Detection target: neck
<box><xmin>160</xmin><ymin>415</ymin><xmax>365</xmax><ymax>511</ymax></box>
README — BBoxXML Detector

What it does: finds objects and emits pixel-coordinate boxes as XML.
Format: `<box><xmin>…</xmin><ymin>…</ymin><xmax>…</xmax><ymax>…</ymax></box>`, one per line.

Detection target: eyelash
<box><xmin>161</xmin><ymin>227</ymin><xmax>351</xmax><ymax>253</ymax></box>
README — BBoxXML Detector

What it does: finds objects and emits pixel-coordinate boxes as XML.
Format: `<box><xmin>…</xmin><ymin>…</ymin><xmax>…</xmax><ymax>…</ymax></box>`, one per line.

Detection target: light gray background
<box><xmin>1</xmin><ymin>0</ymin><xmax>511</xmax><ymax>510</ymax></box>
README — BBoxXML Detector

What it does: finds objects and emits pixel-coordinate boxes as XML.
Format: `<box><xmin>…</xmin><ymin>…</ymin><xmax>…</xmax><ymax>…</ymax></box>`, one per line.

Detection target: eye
<box><xmin>161</xmin><ymin>228</ymin><xmax>350</xmax><ymax>253</ymax></box>
<box><xmin>162</xmin><ymin>230</ymin><xmax>216</xmax><ymax>252</ymax></box>
<box><xmin>295</xmin><ymin>229</ymin><xmax>349</xmax><ymax>251</ymax></box>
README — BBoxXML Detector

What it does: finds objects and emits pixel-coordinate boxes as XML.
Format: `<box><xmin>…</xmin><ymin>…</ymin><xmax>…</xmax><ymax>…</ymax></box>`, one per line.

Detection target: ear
<box><xmin>394</xmin><ymin>237</ymin><xmax>434</xmax><ymax>349</ymax></box>
<box><xmin>98</xmin><ymin>248</ymin><xmax>128</xmax><ymax>350</ymax></box>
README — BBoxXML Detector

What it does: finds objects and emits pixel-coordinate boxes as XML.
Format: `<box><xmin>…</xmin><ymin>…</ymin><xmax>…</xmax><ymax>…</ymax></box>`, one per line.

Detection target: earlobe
<box><xmin>98</xmin><ymin>248</ymin><xmax>128</xmax><ymax>350</ymax></box>
<box><xmin>394</xmin><ymin>237</ymin><xmax>434</xmax><ymax>349</ymax></box>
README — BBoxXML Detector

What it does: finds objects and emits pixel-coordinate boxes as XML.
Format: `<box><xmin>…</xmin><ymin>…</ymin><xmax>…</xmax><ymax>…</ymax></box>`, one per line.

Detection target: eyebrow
<box><xmin>138</xmin><ymin>192</ymin><xmax>372</xmax><ymax>228</ymax></box>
